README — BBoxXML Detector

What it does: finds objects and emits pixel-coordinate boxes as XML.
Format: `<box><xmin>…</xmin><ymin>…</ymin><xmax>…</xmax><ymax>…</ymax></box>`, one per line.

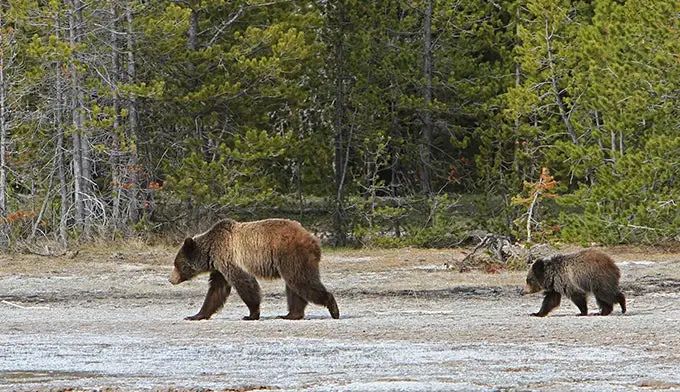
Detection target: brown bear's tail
<box><xmin>617</xmin><ymin>292</ymin><xmax>626</xmax><ymax>314</ymax></box>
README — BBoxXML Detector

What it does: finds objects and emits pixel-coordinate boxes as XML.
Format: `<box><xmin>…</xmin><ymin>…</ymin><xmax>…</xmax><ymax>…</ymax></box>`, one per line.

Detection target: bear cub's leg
<box><xmin>186</xmin><ymin>271</ymin><xmax>231</xmax><ymax>321</ymax></box>
<box><xmin>617</xmin><ymin>292</ymin><xmax>627</xmax><ymax>314</ymax></box>
<box><xmin>595</xmin><ymin>297</ymin><xmax>614</xmax><ymax>316</ymax></box>
<box><xmin>594</xmin><ymin>288</ymin><xmax>619</xmax><ymax>316</ymax></box>
<box><xmin>569</xmin><ymin>292</ymin><xmax>588</xmax><ymax>316</ymax></box>
<box><xmin>532</xmin><ymin>291</ymin><xmax>561</xmax><ymax>317</ymax></box>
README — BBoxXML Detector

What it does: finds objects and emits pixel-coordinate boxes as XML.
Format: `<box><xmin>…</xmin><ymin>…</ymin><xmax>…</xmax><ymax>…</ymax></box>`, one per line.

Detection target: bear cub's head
<box><xmin>168</xmin><ymin>237</ymin><xmax>205</xmax><ymax>285</ymax></box>
<box><xmin>522</xmin><ymin>258</ymin><xmax>546</xmax><ymax>295</ymax></box>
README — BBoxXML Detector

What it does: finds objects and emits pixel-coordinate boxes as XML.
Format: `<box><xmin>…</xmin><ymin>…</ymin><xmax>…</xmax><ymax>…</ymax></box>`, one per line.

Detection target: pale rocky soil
<box><xmin>1</xmin><ymin>244</ymin><xmax>679</xmax><ymax>391</ymax></box>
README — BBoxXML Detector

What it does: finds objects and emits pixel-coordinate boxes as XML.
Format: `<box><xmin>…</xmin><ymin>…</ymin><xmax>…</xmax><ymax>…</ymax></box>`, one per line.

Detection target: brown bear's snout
<box><xmin>168</xmin><ymin>267</ymin><xmax>183</xmax><ymax>285</ymax></box>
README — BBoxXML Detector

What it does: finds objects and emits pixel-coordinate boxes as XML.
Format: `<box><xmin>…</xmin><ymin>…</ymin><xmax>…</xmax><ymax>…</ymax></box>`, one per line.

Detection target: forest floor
<box><xmin>1</xmin><ymin>244</ymin><xmax>680</xmax><ymax>391</ymax></box>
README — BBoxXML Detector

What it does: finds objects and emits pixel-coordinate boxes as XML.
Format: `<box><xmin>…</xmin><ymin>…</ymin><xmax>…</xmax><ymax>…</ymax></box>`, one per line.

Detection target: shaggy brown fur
<box><xmin>522</xmin><ymin>249</ymin><xmax>626</xmax><ymax>317</ymax></box>
<box><xmin>169</xmin><ymin>219</ymin><xmax>340</xmax><ymax>321</ymax></box>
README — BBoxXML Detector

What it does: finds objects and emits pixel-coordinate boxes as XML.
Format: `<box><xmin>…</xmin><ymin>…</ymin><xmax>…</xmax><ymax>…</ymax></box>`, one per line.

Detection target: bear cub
<box><xmin>522</xmin><ymin>249</ymin><xmax>626</xmax><ymax>317</ymax></box>
<box><xmin>169</xmin><ymin>218</ymin><xmax>339</xmax><ymax>321</ymax></box>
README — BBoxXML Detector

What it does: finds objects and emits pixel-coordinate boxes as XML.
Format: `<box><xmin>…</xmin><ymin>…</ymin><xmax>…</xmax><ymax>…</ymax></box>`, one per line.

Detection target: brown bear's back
<box><xmin>228</xmin><ymin>219</ymin><xmax>321</xmax><ymax>279</ymax></box>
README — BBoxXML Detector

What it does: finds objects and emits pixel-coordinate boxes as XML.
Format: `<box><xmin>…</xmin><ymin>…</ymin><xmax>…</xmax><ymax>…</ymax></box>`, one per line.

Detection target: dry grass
<box><xmin>0</xmin><ymin>239</ymin><xmax>174</xmax><ymax>277</ymax></box>
<box><xmin>3</xmin><ymin>242</ymin><xmax>679</xmax><ymax>283</ymax></box>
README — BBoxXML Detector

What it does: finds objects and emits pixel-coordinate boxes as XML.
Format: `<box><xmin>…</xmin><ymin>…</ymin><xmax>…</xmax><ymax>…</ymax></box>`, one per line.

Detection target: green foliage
<box><xmin>2</xmin><ymin>0</ymin><xmax>679</xmax><ymax>247</ymax></box>
<box><xmin>559</xmin><ymin>136</ymin><xmax>680</xmax><ymax>244</ymax></box>
<box><xmin>353</xmin><ymin>195</ymin><xmax>471</xmax><ymax>248</ymax></box>
<box><xmin>164</xmin><ymin>129</ymin><xmax>293</xmax><ymax>207</ymax></box>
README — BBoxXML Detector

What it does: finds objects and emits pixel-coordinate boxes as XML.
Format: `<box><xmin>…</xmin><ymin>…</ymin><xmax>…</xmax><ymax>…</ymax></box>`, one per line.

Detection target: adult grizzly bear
<box><xmin>169</xmin><ymin>218</ymin><xmax>340</xmax><ymax>321</ymax></box>
<box><xmin>521</xmin><ymin>249</ymin><xmax>626</xmax><ymax>317</ymax></box>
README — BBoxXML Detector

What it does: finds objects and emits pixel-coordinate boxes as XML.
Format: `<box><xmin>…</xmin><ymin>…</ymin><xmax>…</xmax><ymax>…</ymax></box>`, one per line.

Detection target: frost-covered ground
<box><xmin>1</xmin><ymin>246</ymin><xmax>679</xmax><ymax>391</ymax></box>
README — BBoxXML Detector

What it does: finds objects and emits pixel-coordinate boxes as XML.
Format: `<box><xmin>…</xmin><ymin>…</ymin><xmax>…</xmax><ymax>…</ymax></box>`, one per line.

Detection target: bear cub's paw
<box><xmin>277</xmin><ymin>313</ymin><xmax>305</xmax><ymax>320</ymax></box>
<box><xmin>184</xmin><ymin>314</ymin><xmax>210</xmax><ymax>321</ymax></box>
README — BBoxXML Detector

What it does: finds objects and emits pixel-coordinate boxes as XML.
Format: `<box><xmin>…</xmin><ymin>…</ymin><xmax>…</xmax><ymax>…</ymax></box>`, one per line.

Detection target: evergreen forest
<box><xmin>1</xmin><ymin>0</ymin><xmax>678</xmax><ymax>248</ymax></box>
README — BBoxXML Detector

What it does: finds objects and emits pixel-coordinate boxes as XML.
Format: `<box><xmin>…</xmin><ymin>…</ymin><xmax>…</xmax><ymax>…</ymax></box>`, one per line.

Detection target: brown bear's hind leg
<box><xmin>617</xmin><ymin>292</ymin><xmax>626</xmax><ymax>314</ymax></box>
<box><xmin>532</xmin><ymin>291</ymin><xmax>561</xmax><ymax>317</ymax></box>
<box><xmin>290</xmin><ymin>280</ymin><xmax>339</xmax><ymax>319</ymax></box>
<box><xmin>595</xmin><ymin>297</ymin><xmax>614</xmax><ymax>316</ymax></box>
<box><xmin>222</xmin><ymin>266</ymin><xmax>261</xmax><ymax>320</ymax></box>
<box><xmin>278</xmin><ymin>285</ymin><xmax>307</xmax><ymax>320</ymax></box>
<box><xmin>569</xmin><ymin>292</ymin><xmax>588</xmax><ymax>316</ymax></box>
<box><xmin>186</xmin><ymin>271</ymin><xmax>231</xmax><ymax>321</ymax></box>
<box><xmin>279</xmin><ymin>261</ymin><xmax>339</xmax><ymax>320</ymax></box>
<box><xmin>326</xmin><ymin>293</ymin><xmax>340</xmax><ymax>319</ymax></box>
<box><xmin>282</xmin><ymin>271</ymin><xmax>339</xmax><ymax>319</ymax></box>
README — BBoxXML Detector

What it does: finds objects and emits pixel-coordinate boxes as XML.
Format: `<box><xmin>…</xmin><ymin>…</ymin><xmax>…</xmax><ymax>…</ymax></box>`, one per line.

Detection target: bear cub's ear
<box><xmin>183</xmin><ymin>237</ymin><xmax>195</xmax><ymax>252</ymax></box>
<box><xmin>531</xmin><ymin>259</ymin><xmax>545</xmax><ymax>278</ymax></box>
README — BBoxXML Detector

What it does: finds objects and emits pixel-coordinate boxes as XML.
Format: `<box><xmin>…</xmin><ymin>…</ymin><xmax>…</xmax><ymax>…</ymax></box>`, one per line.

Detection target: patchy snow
<box><xmin>1</xmin><ymin>249</ymin><xmax>680</xmax><ymax>391</ymax></box>
<box><xmin>3</xmin><ymin>328</ymin><xmax>674</xmax><ymax>391</ymax></box>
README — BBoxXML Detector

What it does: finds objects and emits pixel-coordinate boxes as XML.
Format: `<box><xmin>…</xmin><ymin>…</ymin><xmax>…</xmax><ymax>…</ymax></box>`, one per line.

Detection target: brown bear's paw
<box><xmin>277</xmin><ymin>313</ymin><xmax>305</xmax><ymax>320</ymax></box>
<box><xmin>184</xmin><ymin>314</ymin><xmax>210</xmax><ymax>321</ymax></box>
<box><xmin>530</xmin><ymin>312</ymin><xmax>546</xmax><ymax>317</ymax></box>
<box><xmin>242</xmin><ymin>313</ymin><xmax>260</xmax><ymax>321</ymax></box>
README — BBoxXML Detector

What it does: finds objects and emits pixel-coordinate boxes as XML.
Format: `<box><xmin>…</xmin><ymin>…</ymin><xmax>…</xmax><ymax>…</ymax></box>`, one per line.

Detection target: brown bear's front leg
<box><xmin>531</xmin><ymin>291</ymin><xmax>561</xmax><ymax>317</ymax></box>
<box><xmin>222</xmin><ymin>265</ymin><xmax>261</xmax><ymax>320</ymax></box>
<box><xmin>185</xmin><ymin>271</ymin><xmax>231</xmax><ymax>321</ymax></box>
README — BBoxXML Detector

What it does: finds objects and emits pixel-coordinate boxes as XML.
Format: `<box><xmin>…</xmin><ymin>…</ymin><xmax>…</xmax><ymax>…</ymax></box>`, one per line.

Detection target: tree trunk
<box><xmin>55</xmin><ymin>14</ymin><xmax>69</xmax><ymax>245</ymax></box>
<box><xmin>188</xmin><ymin>7</ymin><xmax>199</xmax><ymax>51</ymax></box>
<box><xmin>419</xmin><ymin>0</ymin><xmax>433</xmax><ymax>196</ymax></box>
<box><xmin>389</xmin><ymin>101</ymin><xmax>402</xmax><ymax>237</ymax></box>
<box><xmin>331</xmin><ymin>2</ymin><xmax>349</xmax><ymax>246</ymax></box>
<box><xmin>509</xmin><ymin>3</ymin><xmax>523</xmax><ymax>229</ymax></box>
<box><xmin>75</xmin><ymin>0</ymin><xmax>92</xmax><ymax>206</ymax></box>
<box><xmin>0</xmin><ymin>11</ymin><xmax>7</xmax><ymax>218</ymax></box>
<box><xmin>544</xmin><ymin>18</ymin><xmax>578</xmax><ymax>145</ymax></box>
<box><xmin>68</xmin><ymin>0</ymin><xmax>86</xmax><ymax>230</ymax></box>
<box><xmin>56</xmin><ymin>87</ymin><xmax>68</xmax><ymax>244</ymax></box>
<box><xmin>126</xmin><ymin>1</ymin><xmax>140</xmax><ymax>224</ymax></box>
<box><xmin>110</xmin><ymin>2</ymin><xmax>122</xmax><ymax>230</ymax></box>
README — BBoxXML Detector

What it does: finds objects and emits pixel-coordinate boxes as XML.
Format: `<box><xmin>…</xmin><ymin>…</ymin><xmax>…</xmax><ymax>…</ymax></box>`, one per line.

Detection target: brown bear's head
<box><xmin>522</xmin><ymin>259</ymin><xmax>546</xmax><ymax>295</ymax></box>
<box><xmin>168</xmin><ymin>237</ymin><xmax>205</xmax><ymax>285</ymax></box>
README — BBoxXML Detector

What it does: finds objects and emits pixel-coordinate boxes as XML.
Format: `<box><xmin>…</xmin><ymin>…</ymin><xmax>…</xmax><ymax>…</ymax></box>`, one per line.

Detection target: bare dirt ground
<box><xmin>1</xmin><ymin>244</ymin><xmax>680</xmax><ymax>391</ymax></box>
